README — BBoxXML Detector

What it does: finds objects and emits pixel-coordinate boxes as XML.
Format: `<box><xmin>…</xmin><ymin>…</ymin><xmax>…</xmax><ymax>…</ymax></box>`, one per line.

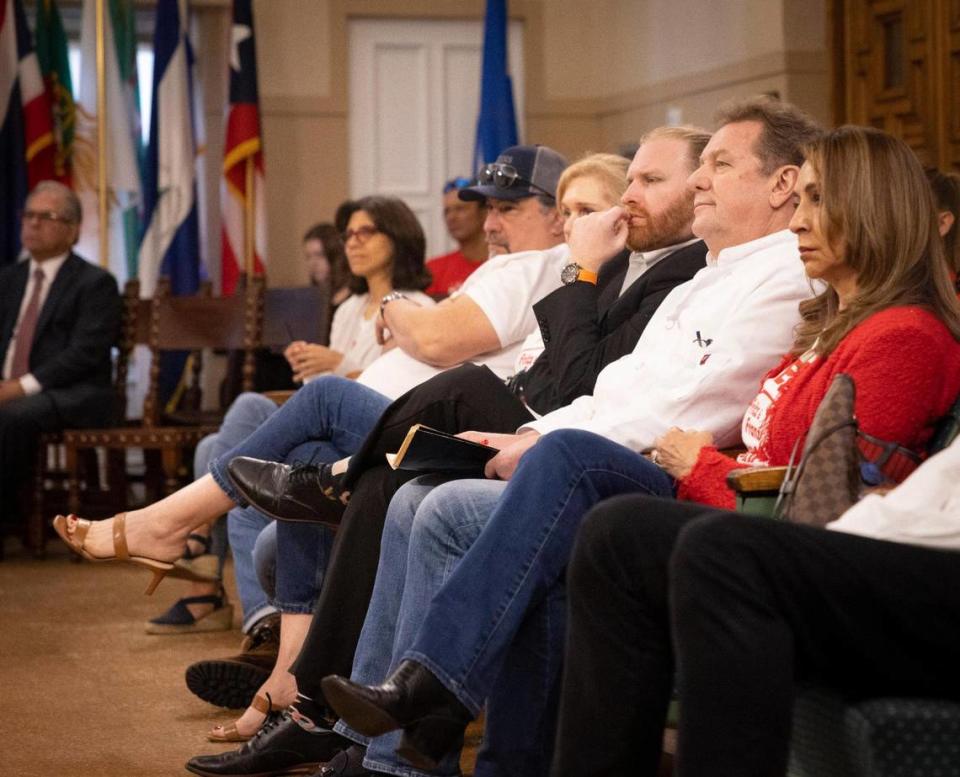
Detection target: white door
<box><xmin>349</xmin><ymin>17</ymin><xmax>525</xmax><ymax>258</ymax></box>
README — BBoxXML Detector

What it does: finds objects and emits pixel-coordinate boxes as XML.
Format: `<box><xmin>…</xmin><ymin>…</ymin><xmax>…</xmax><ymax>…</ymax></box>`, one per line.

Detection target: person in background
<box><xmin>0</xmin><ymin>181</ymin><xmax>120</xmax><ymax>531</ymax></box>
<box><xmin>424</xmin><ymin>177</ymin><xmax>488</xmax><ymax>296</ymax></box>
<box><xmin>928</xmin><ymin>168</ymin><xmax>960</xmax><ymax>286</ymax></box>
<box><xmin>302</xmin><ymin>222</ymin><xmax>351</xmax><ymax>309</ymax></box>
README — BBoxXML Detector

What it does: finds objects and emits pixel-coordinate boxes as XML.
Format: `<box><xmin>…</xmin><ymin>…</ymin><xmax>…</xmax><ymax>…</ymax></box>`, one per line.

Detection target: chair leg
<box><xmin>66</xmin><ymin>444</ymin><xmax>81</xmax><ymax>518</ymax></box>
<box><xmin>161</xmin><ymin>447</ymin><xmax>183</xmax><ymax>496</ymax></box>
<box><xmin>28</xmin><ymin>447</ymin><xmax>47</xmax><ymax>558</ymax></box>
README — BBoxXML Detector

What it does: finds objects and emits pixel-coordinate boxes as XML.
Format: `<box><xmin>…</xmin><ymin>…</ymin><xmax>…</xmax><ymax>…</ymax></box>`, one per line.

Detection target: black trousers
<box><xmin>554</xmin><ymin>496</ymin><xmax>960</xmax><ymax>777</ymax></box>
<box><xmin>291</xmin><ymin>363</ymin><xmax>534</xmax><ymax>699</ymax></box>
<box><xmin>0</xmin><ymin>393</ymin><xmax>60</xmax><ymax>524</ymax></box>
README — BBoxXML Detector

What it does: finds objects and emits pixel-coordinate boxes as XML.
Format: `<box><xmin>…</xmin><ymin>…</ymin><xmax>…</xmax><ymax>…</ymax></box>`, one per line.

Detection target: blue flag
<box><xmin>138</xmin><ymin>0</ymin><xmax>201</xmax><ymax>297</ymax></box>
<box><xmin>473</xmin><ymin>0</ymin><xmax>518</xmax><ymax>168</ymax></box>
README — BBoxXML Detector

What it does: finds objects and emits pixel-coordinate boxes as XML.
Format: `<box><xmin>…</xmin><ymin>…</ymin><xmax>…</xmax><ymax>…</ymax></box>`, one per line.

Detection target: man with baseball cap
<box><xmin>460</xmin><ymin>144</ymin><xmax>568</xmax><ymax>257</ymax></box>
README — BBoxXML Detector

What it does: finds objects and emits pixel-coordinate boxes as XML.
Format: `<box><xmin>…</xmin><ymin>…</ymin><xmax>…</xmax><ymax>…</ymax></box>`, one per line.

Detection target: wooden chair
<box><xmin>60</xmin><ymin>276</ymin><xmax>265</xmax><ymax>521</ymax></box>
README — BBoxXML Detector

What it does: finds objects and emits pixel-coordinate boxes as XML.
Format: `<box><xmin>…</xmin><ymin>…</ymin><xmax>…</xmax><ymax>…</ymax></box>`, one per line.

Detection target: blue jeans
<box><xmin>334</xmin><ymin>475</ymin><xmax>506</xmax><ymax>777</ymax></box>
<box><xmin>211</xmin><ymin>379</ymin><xmax>390</xmax><ymax>622</ymax></box>
<box><xmin>251</xmin><ymin>520</ymin><xmax>335</xmax><ymax>615</ymax></box>
<box><xmin>402</xmin><ymin>430</ymin><xmax>673</xmax><ymax>776</ymax></box>
<box><xmin>198</xmin><ymin>392</ymin><xmax>279</xmax><ymax>628</ymax></box>
<box><xmin>208</xmin><ymin>376</ymin><xmax>391</xmax><ymax>502</ymax></box>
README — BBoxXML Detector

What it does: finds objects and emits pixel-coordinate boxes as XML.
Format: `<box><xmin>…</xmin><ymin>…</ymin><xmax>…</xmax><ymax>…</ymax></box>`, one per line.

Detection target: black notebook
<box><xmin>385</xmin><ymin>424</ymin><xmax>498</xmax><ymax>476</ymax></box>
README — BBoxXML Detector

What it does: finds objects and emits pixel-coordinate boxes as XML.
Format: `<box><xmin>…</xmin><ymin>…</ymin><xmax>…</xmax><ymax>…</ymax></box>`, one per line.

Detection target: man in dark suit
<box><xmin>0</xmin><ymin>181</ymin><xmax>121</xmax><ymax>523</ymax></box>
<box><xmin>185</xmin><ymin>127</ymin><xmax>713</xmax><ymax>777</ymax></box>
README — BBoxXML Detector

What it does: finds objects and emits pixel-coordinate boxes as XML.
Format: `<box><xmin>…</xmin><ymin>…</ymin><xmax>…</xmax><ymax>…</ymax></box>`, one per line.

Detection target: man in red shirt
<box><xmin>424</xmin><ymin>177</ymin><xmax>487</xmax><ymax>296</ymax></box>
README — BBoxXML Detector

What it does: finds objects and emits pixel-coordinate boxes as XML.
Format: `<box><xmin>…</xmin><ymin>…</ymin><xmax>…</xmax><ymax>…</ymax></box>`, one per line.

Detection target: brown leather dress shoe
<box><xmin>186</xmin><ymin>613</ymin><xmax>280</xmax><ymax>709</ymax></box>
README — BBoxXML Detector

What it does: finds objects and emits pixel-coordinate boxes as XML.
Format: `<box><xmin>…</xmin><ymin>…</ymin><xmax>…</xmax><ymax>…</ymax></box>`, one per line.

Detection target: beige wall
<box><xmin>196</xmin><ymin>0</ymin><xmax>831</xmax><ymax>286</ymax></box>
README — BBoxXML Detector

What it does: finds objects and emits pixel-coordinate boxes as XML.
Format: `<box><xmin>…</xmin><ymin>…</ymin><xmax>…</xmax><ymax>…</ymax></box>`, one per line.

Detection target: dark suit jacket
<box><xmin>0</xmin><ymin>252</ymin><xmax>122</xmax><ymax>427</ymax></box>
<box><xmin>519</xmin><ymin>240</ymin><xmax>708</xmax><ymax>414</ymax></box>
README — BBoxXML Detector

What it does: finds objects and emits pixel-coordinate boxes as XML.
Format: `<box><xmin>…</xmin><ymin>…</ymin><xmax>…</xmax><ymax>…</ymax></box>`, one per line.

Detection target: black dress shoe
<box><xmin>185</xmin><ymin>711</ymin><xmax>349</xmax><ymax>776</ymax></box>
<box><xmin>186</xmin><ymin>614</ymin><xmax>280</xmax><ymax>709</ymax></box>
<box><xmin>321</xmin><ymin>660</ymin><xmax>472</xmax><ymax>770</ymax></box>
<box><xmin>227</xmin><ymin>457</ymin><xmax>346</xmax><ymax>527</ymax></box>
<box><xmin>312</xmin><ymin>744</ymin><xmax>375</xmax><ymax>776</ymax></box>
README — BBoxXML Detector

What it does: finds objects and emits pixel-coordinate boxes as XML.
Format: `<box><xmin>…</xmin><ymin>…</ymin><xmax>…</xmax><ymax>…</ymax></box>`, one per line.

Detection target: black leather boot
<box><xmin>321</xmin><ymin>660</ymin><xmax>472</xmax><ymax>769</ymax></box>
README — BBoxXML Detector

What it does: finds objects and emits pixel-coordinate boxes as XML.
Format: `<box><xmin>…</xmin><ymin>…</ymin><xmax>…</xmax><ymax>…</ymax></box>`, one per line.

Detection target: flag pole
<box><xmin>244</xmin><ymin>155</ymin><xmax>254</xmax><ymax>279</ymax></box>
<box><xmin>95</xmin><ymin>0</ymin><xmax>108</xmax><ymax>269</ymax></box>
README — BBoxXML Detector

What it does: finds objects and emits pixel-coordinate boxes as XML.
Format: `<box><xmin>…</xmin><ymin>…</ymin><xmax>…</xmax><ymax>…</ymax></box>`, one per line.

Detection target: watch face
<box><xmin>561</xmin><ymin>263</ymin><xmax>580</xmax><ymax>285</ymax></box>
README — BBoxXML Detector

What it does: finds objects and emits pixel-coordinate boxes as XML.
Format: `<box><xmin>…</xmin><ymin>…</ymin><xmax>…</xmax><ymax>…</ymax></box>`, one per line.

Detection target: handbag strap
<box><xmin>857</xmin><ymin>430</ymin><xmax>923</xmax><ymax>484</ymax></box>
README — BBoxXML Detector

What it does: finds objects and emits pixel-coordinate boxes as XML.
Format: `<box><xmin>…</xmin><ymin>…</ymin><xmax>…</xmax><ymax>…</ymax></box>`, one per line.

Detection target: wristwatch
<box><xmin>379</xmin><ymin>291</ymin><xmax>409</xmax><ymax>318</ymax></box>
<box><xmin>560</xmin><ymin>262</ymin><xmax>598</xmax><ymax>286</ymax></box>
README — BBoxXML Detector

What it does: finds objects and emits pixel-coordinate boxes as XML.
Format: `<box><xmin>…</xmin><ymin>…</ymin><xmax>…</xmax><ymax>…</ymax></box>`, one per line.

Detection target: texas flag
<box><xmin>0</xmin><ymin>0</ymin><xmax>57</xmax><ymax>265</ymax></box>
<box><xmin>220</xmin><ymin>0</ymin><xmax>266</xmax><ymax>295</ymax></box>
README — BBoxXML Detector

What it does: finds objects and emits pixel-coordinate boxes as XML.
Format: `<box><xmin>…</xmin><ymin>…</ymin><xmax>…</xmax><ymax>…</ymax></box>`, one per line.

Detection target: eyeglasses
<box><xmin>443</xmin><ymin>176</ymin><xmax>472</xmax><ymax>194</ymax></box>
<box><xmin>341</xmin><ymin>225</ymin><xmax>380</xmax><ymax>244</ymax></box>
<box><xmin>20</xmin><ymin>209</ymin><xmax>74</xmax><ymax>224</ymax></box>
<box><xmin>477</xmin><ymin>163</ymin><xmax>555</xmax><ymax>200</ymax></box>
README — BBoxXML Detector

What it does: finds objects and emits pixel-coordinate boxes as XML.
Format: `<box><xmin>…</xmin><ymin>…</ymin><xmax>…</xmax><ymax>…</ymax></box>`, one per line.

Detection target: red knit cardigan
<box><xmin>677</xmin><ymin>306</ymin><xmax>960</xmax><ymax>509</ymax></box>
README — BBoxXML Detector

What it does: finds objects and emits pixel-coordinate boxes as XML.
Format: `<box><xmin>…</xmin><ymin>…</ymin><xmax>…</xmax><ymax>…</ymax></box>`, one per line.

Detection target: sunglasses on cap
<box><xmin>443</xmin><ymin>176</ymin><xmax>473</xmax><ymax>194</ymax></box>
<box><xmin>478</xmin><ymin>163</ymin><xmax>555</xmax><ymax>200</ymax></box>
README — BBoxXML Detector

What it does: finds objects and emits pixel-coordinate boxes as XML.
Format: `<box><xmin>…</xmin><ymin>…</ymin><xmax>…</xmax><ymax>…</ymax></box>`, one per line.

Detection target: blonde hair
<box><xmin>555</xmin><ymin>152</ymin><xmax>630</xmax><ymax>210</ymax></box>
<box><xmin>792</xmin><ymin>125</ymin><xmax>960</xmax><ymax>356</ymax></box>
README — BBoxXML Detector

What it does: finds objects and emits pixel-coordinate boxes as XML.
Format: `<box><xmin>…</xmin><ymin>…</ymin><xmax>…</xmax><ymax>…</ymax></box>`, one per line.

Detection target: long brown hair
<box><xmin>792</xmin><ymin>126</ymin><xmax>960</xmax><ymax>356</ymax></box>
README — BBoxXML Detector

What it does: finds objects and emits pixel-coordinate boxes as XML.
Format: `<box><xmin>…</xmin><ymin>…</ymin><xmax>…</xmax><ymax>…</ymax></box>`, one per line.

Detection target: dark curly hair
<box><xmin>338</xmin><ymin>196</ymin><xmax>432</xmax><ymax>294</ymax></box>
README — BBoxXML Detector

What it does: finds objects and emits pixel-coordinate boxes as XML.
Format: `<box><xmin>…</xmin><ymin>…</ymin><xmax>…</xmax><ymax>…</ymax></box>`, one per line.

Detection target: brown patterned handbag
<box><xmin>775</xmin><ymin>373</ymin><xmax>861</xmax><ymax>527</ymax></box>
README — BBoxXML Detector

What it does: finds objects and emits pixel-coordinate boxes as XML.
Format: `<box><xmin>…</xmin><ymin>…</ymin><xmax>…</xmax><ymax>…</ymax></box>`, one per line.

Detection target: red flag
<box><xmin>220</xmin><ymin>0</ymin><xmax>266</xmax><ymax>295</ymax></box>
<box><xmin>1</xmin><ymin>0</ymin><xmax>57</xmax><ymax>263</ymax></box>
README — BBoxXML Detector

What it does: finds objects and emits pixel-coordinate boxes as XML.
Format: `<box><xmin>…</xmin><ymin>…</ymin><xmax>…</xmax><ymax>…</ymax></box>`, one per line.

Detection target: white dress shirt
<box><xmin>2</xmin><ymin>252</ymin><xmax>70</xmax><ymax>394</ymax></box>
<box><xmin>522</xmin><ymin>229</ymin><xmax>813</xmax><ymax>452</ymax></box>
<box><xmin>829</xmin><ymin>436</ymin><xmax>960</xmax><ymax>550</ymax></box>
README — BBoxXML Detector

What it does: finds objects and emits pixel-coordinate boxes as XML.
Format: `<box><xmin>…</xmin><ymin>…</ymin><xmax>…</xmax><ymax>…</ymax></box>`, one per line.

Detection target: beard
<box><xmin>625</xmin><ymin>192</ymin><xmax>695</xmax><ymax>252</ymax></box>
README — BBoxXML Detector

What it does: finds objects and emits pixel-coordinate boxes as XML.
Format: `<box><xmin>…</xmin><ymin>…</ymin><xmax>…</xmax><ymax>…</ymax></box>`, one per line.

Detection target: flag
<box><xmin>473</xmin><ymin>0</ymin><xmax>518</xmax><ymax>168</ymax></box>
<box><xmin>0</xmin><ymin>0</ymin><xmax>57</xmax><ymax>265</ymax></box>
<box><xmin>221</xmin><ymin>0</ymin><xmax>266</xmax><ymax>296</ymax></box>
<box><xmin>138</xmin><ymin>0</ymin><xmax>201</xmax><ymax>298</ymax></box>
<box><xmin>34</xmin><ymin>0</ymin><xmax>74</xmax><ymax>185</ymax></box>
<box><xmin>73</xmin><ymin>0</ymin><xmax>142</xmax><ymax>281</ymax></box>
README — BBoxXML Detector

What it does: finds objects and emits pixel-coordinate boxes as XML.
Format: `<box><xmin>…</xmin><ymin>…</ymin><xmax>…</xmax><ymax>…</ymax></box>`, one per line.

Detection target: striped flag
<box><xmin>138</xmin><ymin>0</ymin><xmax>201</xmax><ymax>297</ymax></box>
<box><xmin>34</xmin><ymin>0</ymin><xmax>74</xmax><ymax>185</ymax></box>
<box><xmin>221</xmin><ymin>0</ymin><xmax>266</xmax><ymax>296</ymax></box>
<box><xmin>73</xmin><ymin>0</ymin><xmax>142</xmax><ymax>281</ymax></box>
<box><xmin>0</xmin><ymin>0</ymin><xmax>57</xmax><ymax>265</ymax></box>
<box><xmin>473</xmin><ymin>0</ymin><xmax>518</xmax><ymax>168</ymax></box>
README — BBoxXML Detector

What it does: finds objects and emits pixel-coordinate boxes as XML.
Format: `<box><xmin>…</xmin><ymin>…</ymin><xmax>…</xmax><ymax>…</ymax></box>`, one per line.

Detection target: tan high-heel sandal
<box><xmin>52</xmin><ymin>513</ymin><xmax>175</xmax><ymax>595</ymax></box>
<box><xmin>207</xmin><ymin>693</ymin><xmax>276</xmax><ymax>742</ymax></box>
